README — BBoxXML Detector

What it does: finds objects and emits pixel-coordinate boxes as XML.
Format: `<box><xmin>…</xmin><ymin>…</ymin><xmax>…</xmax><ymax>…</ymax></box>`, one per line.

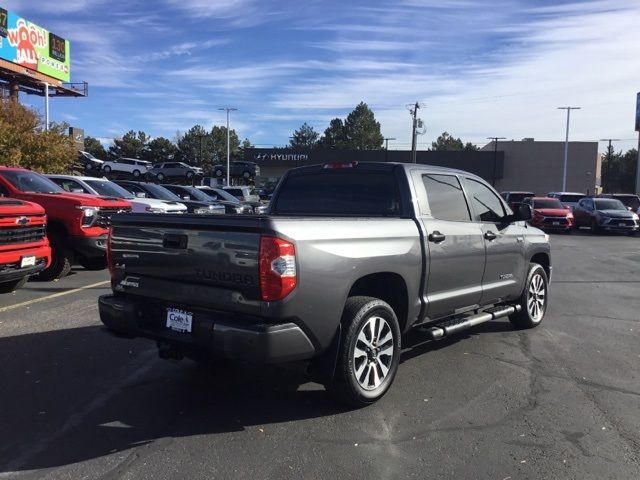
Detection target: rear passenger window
<box><xmin>465</xmin><ymin>178</ymin><xmax>506</xmax><ymax>222</ymax></box>
<box><xmin>422</xmin><ymin>174</ymin><xmax>471</xmax><ymax>222</ymax></box>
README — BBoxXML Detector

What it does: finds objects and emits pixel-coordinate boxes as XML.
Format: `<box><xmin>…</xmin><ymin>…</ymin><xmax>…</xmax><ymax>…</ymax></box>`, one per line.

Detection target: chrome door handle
<box><xmin>484</xmin><ymin>231</ymin><xmax>497</xmax><ymax>241</ymax></box>
<box><xmin>428</xmin><ymin>231</ymin><xmax>446</xmax><ymax>243</ymax></box>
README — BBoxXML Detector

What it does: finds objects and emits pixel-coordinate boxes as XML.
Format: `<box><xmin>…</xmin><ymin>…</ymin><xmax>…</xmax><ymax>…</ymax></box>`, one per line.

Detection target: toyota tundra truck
<box><xmin>0</xmin><ymin>167</ymin><xmax>131</xmax><ymax>280</ymax></box>
<box><xmin>99</xmin><ymin>162</ymin><xmax>551</xmax><ymax>406</ymax></box>
<box><xmin>0</xmin><ymin>198</ymin><xmax>51</xmax><ymax>293</ymax></box>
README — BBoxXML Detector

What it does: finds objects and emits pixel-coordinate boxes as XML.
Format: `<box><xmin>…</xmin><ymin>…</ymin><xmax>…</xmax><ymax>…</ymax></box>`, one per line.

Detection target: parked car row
<box><xmin>0</xmin><ymin>167</ymin><xmax>269</xmax><ymax>293</ymax></box>
<box><xmin>501</xmin><ymin>190</ymin><xmax>640</xmax><ymax>235</ymax></box>
<box><xmin>77</xmin><ymin>152</ymin><xmax>261</xmax><ymax>183</ymax></box>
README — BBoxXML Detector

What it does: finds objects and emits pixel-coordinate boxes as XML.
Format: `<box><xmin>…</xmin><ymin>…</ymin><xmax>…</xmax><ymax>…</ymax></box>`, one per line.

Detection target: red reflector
<box><xmin>259</xmin><ymin>236</ymin><xmax>297</xmax><ymax>302</ymax></box>
<box><xmin>322</xmin><ymin>161</ymin><xmax>358</xmax><ymax>169</ymax></box>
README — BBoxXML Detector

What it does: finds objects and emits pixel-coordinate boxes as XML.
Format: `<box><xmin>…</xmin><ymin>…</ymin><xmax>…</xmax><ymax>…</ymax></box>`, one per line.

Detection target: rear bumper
<box><xmin>0</xmin><ymin>244</ymin><xmax>51</xmax><ymax>282</ymax></box>
<box><xmin>98</xmin><ymin>294</ymin><xmax>316</xmax><ymax>363</ymax></box>
<box><xmin>70</xmin><ymin>234</ymin><xmax>107</xmax><ymax>258</ymax></box>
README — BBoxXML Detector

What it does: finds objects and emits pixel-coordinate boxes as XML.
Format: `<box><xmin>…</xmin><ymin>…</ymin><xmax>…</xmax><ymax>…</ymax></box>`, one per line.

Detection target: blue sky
<box><xmin>6</xmin><ymin>0</ymin><xmax>640</xmax><ymax>152</ymax></box>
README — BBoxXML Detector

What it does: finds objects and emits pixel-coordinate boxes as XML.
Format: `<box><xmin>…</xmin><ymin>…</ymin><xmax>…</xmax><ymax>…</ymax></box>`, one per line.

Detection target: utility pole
<box><xmin>219</xmin><ymin>107</ymin><xmax>237</xmax><ymax>186</ymax></box>
<box><xmin>407</xmin><ymin>102</ymin><xmax>426</xmax><ymax>163</ymax></box>
<box><xmin>599</xmin><ymin>138</ymin><xmax>619</xmax><ymax>193</ymax></box>
<box><xmin>557</xmin><ymin>106</ymin><xmax>581</xmax><ymax>191</ymax></box>
<box><xmin>44</xmin><ymin>83</ymin><xmax>49</xmax><ymax>131</ymax></box>
<box><xmin>487</xmin><ymin>137</ymin><xmax>506</xmax><ymax>187</ymax></box>
<box><xmin>384</xmin><ymin>137</ymin><xmax>396</xmax><ymax>162</ymax></box>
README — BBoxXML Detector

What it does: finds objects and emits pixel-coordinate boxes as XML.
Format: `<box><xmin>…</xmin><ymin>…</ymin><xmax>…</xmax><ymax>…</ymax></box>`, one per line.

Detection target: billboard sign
<box><xmin>636</xmin><ymin>92</ymin><xmax>640</xmax><ymax>132</ymax></box>
<box><xmin>0</xmin><ymin>8</ymin><xmax>70</xmax><ymax>82</ymax></box>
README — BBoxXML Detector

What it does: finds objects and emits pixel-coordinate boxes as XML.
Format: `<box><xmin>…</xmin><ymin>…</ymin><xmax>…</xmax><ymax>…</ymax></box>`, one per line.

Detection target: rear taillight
<box><xmin>106</xmin><ymin>228</ymin><xmax>113</xmax><ymax>276</ymax></box>
<box><xmin>322</xmin><ymin>161</ymin><xmax>358</xmax><ymax>169</ymax></box>
<box><xmin>259</xmin><ymin>236</ymin><xmax>296</xmax><ymax>302</ymax></box>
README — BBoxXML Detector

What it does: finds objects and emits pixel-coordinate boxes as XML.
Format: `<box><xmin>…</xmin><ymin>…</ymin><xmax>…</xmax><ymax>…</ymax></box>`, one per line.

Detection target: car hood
<box><xmin>131</xmin><ymin>198</ymin><xmax>187</xmax><ymax>211</ymax></box>
<box><xmin>597</xmin><ymin>209</ymin><xmax>634</xmax><ymax>218</ymax></box>
<box><xmin>535</xmin><ymin>208</ymin><xmax>570</xmax><ymax>217</ymax></box>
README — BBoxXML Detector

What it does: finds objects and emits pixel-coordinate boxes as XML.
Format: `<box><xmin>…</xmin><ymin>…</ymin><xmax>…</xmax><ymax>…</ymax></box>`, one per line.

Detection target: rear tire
<box><xmin>243</xmin><ymin>171</ymin><xmax>251</xmax><ymax>179</ymax></box>
<box><xmin>79</xmin><ymin>256</ymin><xmax>107</xmax><ymax>271</ymax></box>
<box><xmin>133</xmin><ymin>170</ymin><xmax>141</xmax><ymax>178</ymax></box>
<box><xmin>103</xmin><ymin>165</ymin><xmax>112</xmax><ymax>174</ymax></box>
<box><xmin>326</xmin><ymin>296</ymin><xmax>401</xmax><ymax>407</ymax></box>
<box><xmin>156</xmin><ymin>173</ymin><xmax>165</xmax><ymax>182</ymax></box>
<box><xmin>37</xmin><ymin>234</ymin><xmax>72</xmax><ymax>281</ymax></box>
<box><xmin>215</xmin><ymin>169</ymin><xmax>223</xmax><ymax>177</ymax></box>
<box><xmin>186</xmin><ymin>171</ymin><xmax>194</xmax><ymax>179</ymax></box>
<box><xmin>509</xmin><ymin>263</ymin><xmax>548</xmax><ymax>329</ymax></box>
<box><xmin>590</xmin><ymin>220</ymin><xmax>600</xmax><ymax>234</ymax></box>
<box><xmin>0</xmin><ymin>276</ymin><xmax>28</xmax><ymax>293</ymax></box>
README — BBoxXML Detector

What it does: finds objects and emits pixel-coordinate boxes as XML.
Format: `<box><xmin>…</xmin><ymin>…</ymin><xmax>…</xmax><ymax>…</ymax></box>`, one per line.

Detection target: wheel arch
<box><xmin>530</xmin><ymin>252</ymin><xmax>550</xmax><ymax>278</ymax></box>
<box><xmin>347</xmin><ymin>272</ymin><xmax>409</xmax><ymax>333</ymax></box>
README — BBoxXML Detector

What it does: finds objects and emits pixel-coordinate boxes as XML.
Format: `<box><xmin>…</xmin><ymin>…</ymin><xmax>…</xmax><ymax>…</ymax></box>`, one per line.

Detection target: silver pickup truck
<box><xmin>99</xmin><ymin>162</ymin><xmax>551</xmax><ymax>406</ymax></box>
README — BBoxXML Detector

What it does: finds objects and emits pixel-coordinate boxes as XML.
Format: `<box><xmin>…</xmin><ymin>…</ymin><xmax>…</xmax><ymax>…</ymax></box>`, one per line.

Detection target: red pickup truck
<box><xmin>0</xmin><ymin>167</ymin><xmax>131</xmax><ymax>280</ymax></box>
<box><xmin>0</xmin><ymin>198</ymin><xmax>51</xmax><ymax>293</ymax></box>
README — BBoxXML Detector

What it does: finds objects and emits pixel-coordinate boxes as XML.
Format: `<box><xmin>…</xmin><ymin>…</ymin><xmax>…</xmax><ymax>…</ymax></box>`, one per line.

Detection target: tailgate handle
<box><xmin>163</xmin><ymin>234</ymin><xmax>188</xmax><ymax>249</ymax></box>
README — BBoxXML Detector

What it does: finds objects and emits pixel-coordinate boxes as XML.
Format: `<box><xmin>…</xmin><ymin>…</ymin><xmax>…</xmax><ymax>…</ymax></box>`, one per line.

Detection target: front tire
<box><xmin>36</xmin><ymin>234</ymin><xmax>72</xmax><ymax>281</ymax></box>
<box><xmin>156</xmin><ymin>173</ymin><xmax>165</xmax><ymax>182</ymax></box>
<box><xmin>590</xmin><ymin>220</ymin><xmax>600</xmax><ymax>234</ymax></box>
<box><xmin>186</xmin><ymin>171</ymin><xmax>194</xmax><ymax>179</ymax></box>
<box><xmin>0</xmin><ymin>276</ymin><xmax>28</xmax><ymax>293</ymax></box>
<box><xmin>509</xmin><ymin>263</ymin><xmax>549</xmax><ymax>329</ymax></box>
<box><xmin>103</xmin><ymin>165</ymin><xmax>112</xmax><ymax>174</ymax></box>
<box><xmin>215</xmin><ymin>169</ymin><xmax>223</xmax><ymax>177</ymax></box>
<box><xmin>133</xmin><ymin>169</ymin><xmax>141</xmax><ymax>178</ymax></box>
<box><xmin>326</xmin><ymin>296</ymin><xmax>401</xmax><ymax>407</ymax></box>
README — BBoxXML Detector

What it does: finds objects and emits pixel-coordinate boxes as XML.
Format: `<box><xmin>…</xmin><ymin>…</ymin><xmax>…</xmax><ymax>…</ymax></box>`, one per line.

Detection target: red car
<box><xmin>524</xmin><ymin>197</ymin><xmax>574</xmax><ymax>233</ymax></box>
<box><xmin>0</xmin><ymin>198</ymin><xmax>51</xmax><ymax>292</ymax></box>
<box><xmin>0</xmin><ymin>167</ymin><xmax>131</xmax><ymax>280</ymax></box>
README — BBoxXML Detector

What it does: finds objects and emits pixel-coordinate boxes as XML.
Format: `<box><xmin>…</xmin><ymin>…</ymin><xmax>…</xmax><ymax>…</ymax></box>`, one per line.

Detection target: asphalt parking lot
<box><xmin>0</xmin><ymin>230</ymin><xmax>638</xmax><ymax>480</ymax></box>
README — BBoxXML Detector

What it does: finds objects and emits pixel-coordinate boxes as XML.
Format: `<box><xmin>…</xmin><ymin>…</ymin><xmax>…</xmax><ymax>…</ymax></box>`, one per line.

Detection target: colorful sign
<box><xmin>0</xmin><ymin>8</ymin><xmax>70</xmax><ymax>82</ymax></box>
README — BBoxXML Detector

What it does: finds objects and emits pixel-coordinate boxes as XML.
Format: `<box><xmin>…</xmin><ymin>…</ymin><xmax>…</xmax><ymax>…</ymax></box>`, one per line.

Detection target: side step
<box><xmin>422</xmin><ymin>305</ymin><xmax>521</xmax><ymax>340</ymax></box>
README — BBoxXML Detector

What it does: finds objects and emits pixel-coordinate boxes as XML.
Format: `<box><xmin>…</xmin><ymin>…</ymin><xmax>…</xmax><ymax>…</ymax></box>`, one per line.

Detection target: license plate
<box><xmin>20</xmin><ymin>256</ymin><xmax>36</xmax><ymax>268</ymax></box>
<box><xmin>619</xmin><ymin>223</ymin><xmax>625</xmax><ymax>227</ymax></box>
<box><xmin>552</xmin><ymin>221</ymin><xmax>559</xmax><ymax>226</ymax></box>
<box><xmin>166</xmin><ymin>308</ymin><xmax>193</xmax><ymax>333</ymax></box>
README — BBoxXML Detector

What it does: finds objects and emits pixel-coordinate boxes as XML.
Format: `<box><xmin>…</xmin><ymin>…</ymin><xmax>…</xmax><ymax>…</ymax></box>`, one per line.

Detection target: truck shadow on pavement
<box><xmin>0</xmin><ymin>320</ymin><xmax>515</xmax><ymax>473</ymax></box>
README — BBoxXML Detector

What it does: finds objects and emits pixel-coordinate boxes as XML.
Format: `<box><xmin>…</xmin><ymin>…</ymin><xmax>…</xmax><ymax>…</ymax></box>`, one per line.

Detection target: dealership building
<box><xmin>245</xmin><ymin>139</ymin><xmax>601</xmax><ymax>195</ymax></box>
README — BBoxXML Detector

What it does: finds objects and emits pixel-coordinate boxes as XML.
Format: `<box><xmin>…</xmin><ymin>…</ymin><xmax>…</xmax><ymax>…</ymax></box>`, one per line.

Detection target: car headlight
<box><xmin>145</xmin><ymin>207</ymin><xmax>166</xmax><ymax>213</ymax></box>
<box><xmin>633</xmin><ymin>213</ymin><xmax>639</xmax><ymax>221</ymax></box>
<box><xmin>77</xmin><ymin>206</ymin><xmax>99</xmax><ymax>226</ymax></box>
<box><xmin>235</xmin><ymin>206</ymin><xmax>245</xmax><ymax>214</ymax></box>
<box><xmin>566</xmin><ymin>213</ymin><xmax>573</xmax><ymax>219</ymax></box>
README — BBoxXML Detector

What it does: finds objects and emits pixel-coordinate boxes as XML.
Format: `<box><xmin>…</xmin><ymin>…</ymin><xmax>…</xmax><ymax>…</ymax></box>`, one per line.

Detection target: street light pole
<box><xmin>487</xmin><ymin>136</ymin><xmax>505</xmax><ymax>187</ymax></box>
<box><xmin>44</xmin><ymin>83</ymin><xmax>49</xmax><ymax>131</ymax></box>
<box><xmin>219</xmin><ymin>107</ymin><xmax>237</xmax><ymax>186</ymax></box>
<box><xmin>558</xmin><ymin>106</ymin><xmax>581</xmax><ymax>191</ymax></box>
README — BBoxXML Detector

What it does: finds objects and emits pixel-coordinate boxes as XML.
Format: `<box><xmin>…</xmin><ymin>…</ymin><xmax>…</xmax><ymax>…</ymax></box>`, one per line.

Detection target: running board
<box><xmin>422</xmin><ymin>305</ymin><xmax>521</xmax><ymax>340</ymax></box>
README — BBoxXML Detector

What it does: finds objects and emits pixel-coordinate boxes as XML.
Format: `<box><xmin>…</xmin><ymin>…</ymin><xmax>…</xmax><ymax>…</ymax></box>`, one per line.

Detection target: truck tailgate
<box><xmin>109</xmin><ymin>214</ymin><xmax>264</xmax><ymax>315</ymax></box>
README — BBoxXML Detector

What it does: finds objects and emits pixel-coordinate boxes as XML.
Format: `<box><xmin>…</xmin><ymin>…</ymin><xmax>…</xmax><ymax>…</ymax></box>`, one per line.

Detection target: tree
<box><xmin>83</xmin><ymin>136</ymin><xmax>108</xmax><ymax>159</ymax></box>
<box><xmin>143</xmin><ymin>137</ymin><xmax>178</xmax><ymax>163</ymax></box>
<box><xmin>289</xmin><ymin>122</ymin><xmax>319</xmax><ymax>149</ymax></box>
<box><xmin>176</xmin><ymin>125</ymin><xmax>213</xmax><ymax>167</ymax></box>
<box><xmin>431</xmin><ymin>132</ymin><xmax>465</xmax><ymax>151</ymax></box>
<box><xmin>318</xmin><ymin>118</ymin><xmax>347</xmax><ymax>149</ymax></box>
<box><xmin>602</xmin><ymin>147</ymin><xmax>637</xmax><ymax>193</ymax></box>
<box><xmin>211</xmin><ymin>125</ymin><xmax>241</xmax><ymax>163</ymax></box>
<box><xmin>109</xmin><ymin>130</ymin><xmax>150</xmax><ymax>159</ymax></box>
<box><xmin>463</xmin><ymin>142</ymin><xmax>479</xmax><ymax>151</ymax></box>
<box><xmin>342</xmin><ymin>102</ymin><xmax>384</xmax><ymax>150</ymax></box>
<box><xmin>0</xmin><ymin>100</ymin><xmax>76</xmax><ymax>173</ymax></box>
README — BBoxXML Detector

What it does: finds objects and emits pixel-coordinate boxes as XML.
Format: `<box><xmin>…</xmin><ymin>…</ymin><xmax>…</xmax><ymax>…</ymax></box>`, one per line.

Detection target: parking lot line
<box><xmin>0</xmin><ymin>280</ymin><xmax>110</xmax><ymax>313</ymax></box>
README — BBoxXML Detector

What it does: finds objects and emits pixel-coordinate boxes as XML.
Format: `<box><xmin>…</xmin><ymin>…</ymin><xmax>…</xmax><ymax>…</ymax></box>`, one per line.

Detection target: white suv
<box><xmin>102</xmin><ymin>158</ymin><xmax>152</xmax><ymax>178</ymax></box>
<box><xmin>47</xmin><ymin>175</ymin><xmax>187</xmax><ymax>214</ymax></box>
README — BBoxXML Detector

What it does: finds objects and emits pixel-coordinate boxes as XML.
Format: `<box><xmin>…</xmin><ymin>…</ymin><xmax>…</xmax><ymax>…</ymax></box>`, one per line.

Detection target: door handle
<box><xmin>428</xmin><ymin>231</ymin><xmax>446</xmax><ymax>243</ymax></box>
<box><xmin>484</xmin><ymin>231</ymin><xmax>497</xmax><ymax>241</ymax></box>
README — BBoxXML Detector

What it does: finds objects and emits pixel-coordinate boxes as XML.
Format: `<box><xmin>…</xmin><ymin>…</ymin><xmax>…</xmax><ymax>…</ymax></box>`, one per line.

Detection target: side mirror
<box><xmin>515</xmin><ymin>203</ymin><xmax>533</xmax><ymax>221</ymax></box>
